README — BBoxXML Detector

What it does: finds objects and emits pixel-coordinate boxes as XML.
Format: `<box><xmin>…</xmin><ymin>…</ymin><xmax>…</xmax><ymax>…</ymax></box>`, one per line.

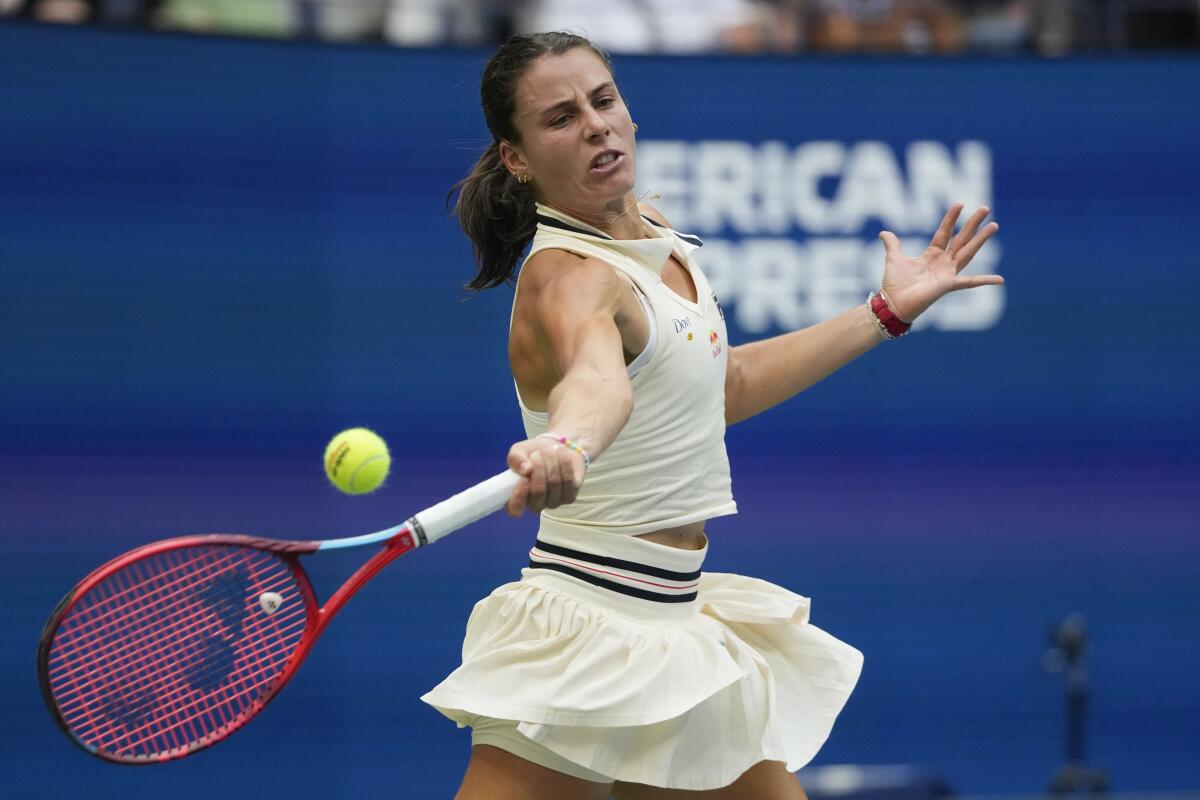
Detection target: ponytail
<box><xmin>450</xmin><ymin>142</ymin><xmax>537</xmax><ymax>291</ymax></box>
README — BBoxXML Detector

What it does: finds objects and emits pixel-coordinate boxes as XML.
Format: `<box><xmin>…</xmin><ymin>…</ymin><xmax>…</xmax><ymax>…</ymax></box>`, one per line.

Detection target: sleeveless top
<box><xmin>512</xmin><ymin>202</ymin><xmax>737</xmax><ymax>535</ymax></box>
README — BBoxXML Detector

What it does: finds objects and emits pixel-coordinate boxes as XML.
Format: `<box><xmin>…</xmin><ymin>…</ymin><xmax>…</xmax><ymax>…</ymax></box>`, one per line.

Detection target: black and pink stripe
<box><xmin>528</xmin><ymin>539</ymin><xmax>701</xmax><ymax>603</ymax></box>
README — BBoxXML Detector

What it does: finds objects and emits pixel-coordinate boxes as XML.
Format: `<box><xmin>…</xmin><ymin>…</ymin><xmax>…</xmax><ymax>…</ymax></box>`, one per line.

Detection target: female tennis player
<box><xmin>422</xmin><ymin>32</ymin><xmax>1001</xmax><ymax>800</ymax></box>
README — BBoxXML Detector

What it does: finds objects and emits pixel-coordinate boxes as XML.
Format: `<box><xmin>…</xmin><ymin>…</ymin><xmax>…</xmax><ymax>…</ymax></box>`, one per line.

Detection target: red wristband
<box><xmin>868</xmin><ymin>291</ymin><xmax>912</xmax><ymax>339</ymax></box>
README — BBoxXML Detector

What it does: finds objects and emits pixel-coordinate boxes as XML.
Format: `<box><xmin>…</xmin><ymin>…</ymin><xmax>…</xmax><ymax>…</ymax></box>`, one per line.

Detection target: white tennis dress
<box><xmin>421</xmin><ymin>203</ymin><xmax>863</xmax><ymax>790</ymax></box>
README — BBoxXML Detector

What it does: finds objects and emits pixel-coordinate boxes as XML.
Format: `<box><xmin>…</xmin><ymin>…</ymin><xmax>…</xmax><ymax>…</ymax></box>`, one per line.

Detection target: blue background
<box><xmin>2</xmin><ymin>22</ymin><xmax>1198</xmax><ymax>798</ymax></box>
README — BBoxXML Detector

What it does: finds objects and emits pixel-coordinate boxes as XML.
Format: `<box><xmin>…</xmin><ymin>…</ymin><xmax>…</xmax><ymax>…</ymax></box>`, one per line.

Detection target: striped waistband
<box><xmin>526</xmin><ymin>518</ymin><xmax>707</xmax><ymax>604</ymax></box>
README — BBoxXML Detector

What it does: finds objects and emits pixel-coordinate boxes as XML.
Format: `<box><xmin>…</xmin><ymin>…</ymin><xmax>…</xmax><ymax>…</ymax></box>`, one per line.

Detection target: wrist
<box><xmin>536</xmin><ymin>432</ymin><xmax>592</xmax><ymax>472</ymax></box>
<box><xmin>867</xmin><ymin>290</ymin><xmax>912</xmax><ymax>340</ymax></box>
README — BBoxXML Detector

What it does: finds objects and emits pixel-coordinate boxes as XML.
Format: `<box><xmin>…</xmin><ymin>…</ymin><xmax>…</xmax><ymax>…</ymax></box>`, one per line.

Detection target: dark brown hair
<box><xmin>452</xmin><ymin>32</ymin><xmax>614</xmax><ymax>291</ymax></box>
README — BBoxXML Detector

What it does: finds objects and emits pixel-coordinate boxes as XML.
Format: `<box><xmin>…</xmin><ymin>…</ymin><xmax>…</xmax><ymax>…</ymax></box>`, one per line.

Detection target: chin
<box><xmin>602</xmin><ymin>172</ymin><xmax>638</xmax><ymax>200</ymax></box>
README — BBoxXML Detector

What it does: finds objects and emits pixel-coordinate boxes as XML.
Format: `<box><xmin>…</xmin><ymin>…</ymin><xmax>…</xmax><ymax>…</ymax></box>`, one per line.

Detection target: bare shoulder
<box><xmin>520</xmin><ymin>248</ymin><xmax>627</xmax><ymax>315</ymax></box>
<box><xmin>637</xmin><ymin>203</ymin><xmax>672</xmax><ymax>228</ymax></box>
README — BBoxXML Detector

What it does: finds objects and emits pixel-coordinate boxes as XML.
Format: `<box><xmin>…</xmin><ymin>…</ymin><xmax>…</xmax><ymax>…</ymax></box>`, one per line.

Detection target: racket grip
<box><xmin>411</xmin><ymin>470</ymin><xmax>520</xmax><ymax>545</ymax></box>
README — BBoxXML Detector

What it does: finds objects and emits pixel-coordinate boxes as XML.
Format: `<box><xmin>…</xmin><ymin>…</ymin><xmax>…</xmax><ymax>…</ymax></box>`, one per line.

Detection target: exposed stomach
<box><xmin>635</xmin><ymin>520</ymin><xmax>707</xmax><ymax>550</ymax></box>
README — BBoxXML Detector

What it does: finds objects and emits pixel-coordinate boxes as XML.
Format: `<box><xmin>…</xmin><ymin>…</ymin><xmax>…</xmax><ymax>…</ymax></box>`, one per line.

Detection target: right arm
<box><xmin>505</xmin><ymin>251</ymin><xmax>637</xmax><ymax>516</ymax></box>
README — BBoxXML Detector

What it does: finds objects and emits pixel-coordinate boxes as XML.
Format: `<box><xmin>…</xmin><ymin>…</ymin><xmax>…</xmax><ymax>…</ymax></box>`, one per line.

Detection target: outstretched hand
<box><xmin>878</xmin><ymin>204</ymin><xmax>1003</xmax><ymax>323</ymax></box>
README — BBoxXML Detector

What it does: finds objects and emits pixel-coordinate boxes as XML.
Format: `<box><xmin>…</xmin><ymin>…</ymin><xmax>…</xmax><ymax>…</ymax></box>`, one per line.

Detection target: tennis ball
<box><xmin>324</xmin><ymin>427</ymin><xmax>390</xmax><ymax>495</ymax></box>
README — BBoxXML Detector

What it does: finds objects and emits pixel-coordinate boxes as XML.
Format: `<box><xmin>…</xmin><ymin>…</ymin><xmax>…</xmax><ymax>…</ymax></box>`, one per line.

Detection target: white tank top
<box><xmin>512</xmin><ymin>202</ymin><xmax>737</xmax><ymax>535</ymax></box>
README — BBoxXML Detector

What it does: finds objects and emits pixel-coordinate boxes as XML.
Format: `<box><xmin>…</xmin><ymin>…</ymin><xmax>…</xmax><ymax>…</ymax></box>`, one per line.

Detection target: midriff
<box><xmin>636</xmin><ymin>520</ymin><xmax>707</xmax><ymax>551</ymax></box>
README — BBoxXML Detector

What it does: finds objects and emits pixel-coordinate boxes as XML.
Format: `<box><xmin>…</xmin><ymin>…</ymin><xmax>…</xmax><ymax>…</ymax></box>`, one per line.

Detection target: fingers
<box><xmin>504</xmin><ymin>439</ymin><xmax>585</xmax><ymax>517</ymax></box>
<box><xmin>506</xmin><ymin>476</ymin><xmax>530</xmax><ymax>517</ymax></box>
<box><xmin>540</xmin><ymin>450</ymin><xmax>562</xmax><ymax>509</ymax></box>
<box><xmin>952</xmin><ymin>273</ymin><xmax>1005</xmax><ymax>290</ymax></box>
<box><xmin>506</xmin><ymin>445</ymin><xmax>533</xmax><ymax>516</ymax></box>
<box><xmin>526</xmin><ymin>451</ymin><xmax>550</xmax><ymax>511</ymax></box>
<box><xmin>928</xmin><ymin>203</ymin><xmax>964</xmax><ymax>251</ymax></box>
<box><xmin>947</xmin><ymin>206</ymin><xmax>986</xmax><ymax>253</ymax></box>
<box><xmin>893</xmin><ymin>205</ymin><xmax>997</xmax><ymax>262</ymax></box>
<box><xmin>560</xmin><ymin>456</ymin><xmax>582</xmax><ymax>504</ymax></box>
<box><xmin>953</xmin><ymin>220</ymin><xmax>999</xmax><ymax>269</ymax></box>
<box><xmin>878</xmin><ymin>230</ymin><xmax>903</xmax><ymax>258</ymax></box>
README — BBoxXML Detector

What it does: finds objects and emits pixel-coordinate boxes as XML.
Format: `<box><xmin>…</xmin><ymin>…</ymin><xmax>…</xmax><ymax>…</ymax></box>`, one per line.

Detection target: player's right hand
<box><xmin>505</xmin><ymin>437</ymin><xmax>586</xmax><ymax>516</ymax></box>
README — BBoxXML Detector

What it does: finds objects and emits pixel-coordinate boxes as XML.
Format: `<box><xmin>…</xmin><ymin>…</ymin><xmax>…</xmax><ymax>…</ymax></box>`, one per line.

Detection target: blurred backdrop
<box><xmin>1</xmin><ymin>9</ymin><xmax>1198</xmax><ymax>800</ymax></box>
<box><xmin>4</xmin><ymin>0</ymin><xmax>1200</xmax><ymax>53</ymax></box>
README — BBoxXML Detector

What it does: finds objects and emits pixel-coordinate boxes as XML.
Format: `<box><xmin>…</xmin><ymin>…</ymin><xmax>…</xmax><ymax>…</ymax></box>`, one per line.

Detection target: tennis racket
<box><xmin>38</xmin><ymin>469</ymin><xmax>520</xmax><ymax>764</ymax></box>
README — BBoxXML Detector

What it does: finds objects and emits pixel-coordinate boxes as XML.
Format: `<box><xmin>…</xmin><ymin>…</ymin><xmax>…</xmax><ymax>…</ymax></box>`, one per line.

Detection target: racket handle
<box><xmin>410</xmin><ymin>470</ymin><xmax>520</xmax><ymax>545</ymax></box>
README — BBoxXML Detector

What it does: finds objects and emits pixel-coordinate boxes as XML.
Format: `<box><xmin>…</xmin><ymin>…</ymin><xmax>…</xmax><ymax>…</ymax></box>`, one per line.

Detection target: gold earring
<box><xmin>518</xmin><ymin>173</ymin><xmax>530</xmax><ymax>185</ymax></box>
<box><xmin>632</xmin><ymin>122</ymin><xmax>639</xmax><ymax>133</ymax></box>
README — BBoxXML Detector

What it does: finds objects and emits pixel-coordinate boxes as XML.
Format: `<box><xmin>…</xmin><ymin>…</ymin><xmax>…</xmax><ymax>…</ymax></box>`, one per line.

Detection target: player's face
<box><xmin>507</xmin><ymin>49</ymin><xmax>637</xmax><ymax>211</ymax></box>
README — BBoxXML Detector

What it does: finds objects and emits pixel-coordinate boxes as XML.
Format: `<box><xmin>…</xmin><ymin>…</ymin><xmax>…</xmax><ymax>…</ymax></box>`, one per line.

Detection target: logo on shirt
<box><xmin>675</xmin><ymin>316</ymin><xmax>697</xmax><ymax>341</ymax></box>
<box><xmin>709</xmin><ymin>330</ymin><xmax>722</xmax><ymax>358</ymax></box>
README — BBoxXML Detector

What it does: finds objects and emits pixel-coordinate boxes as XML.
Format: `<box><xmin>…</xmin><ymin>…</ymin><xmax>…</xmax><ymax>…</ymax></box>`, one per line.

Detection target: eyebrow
<box><xmin>538</xmin><ymin>81</ymin><xmax>616</xmax><ymax>119</ymax></box>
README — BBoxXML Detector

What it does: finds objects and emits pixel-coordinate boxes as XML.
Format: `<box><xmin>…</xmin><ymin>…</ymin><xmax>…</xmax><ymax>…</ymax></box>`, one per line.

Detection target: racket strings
<box><xmin>80</xmin><ymin>551</ymin><xmax>304</xmax><ymax>753</ymax></box>
<box><xmin>56</xmin><ymin>586</ymin><xmax>307</xmax><ymax>747</ymax></box>
<box><xmin>72</xmin><ymin>605</ymin><xmax>309</xmax><ymax>748</ymax></box>
<box><xmin>51</xmin><ymin>547</ymin><xmax>306</xmax><ymax>756</ymax></box>
<box><xmin>45</xmin><ymin>544</ymin><xmax>311</xmax><ymax>760</ymax></box>
<box><xmin>50</xmin><ymin>554</ymin><xmax>295</xmax><ymax>700</ymax></box>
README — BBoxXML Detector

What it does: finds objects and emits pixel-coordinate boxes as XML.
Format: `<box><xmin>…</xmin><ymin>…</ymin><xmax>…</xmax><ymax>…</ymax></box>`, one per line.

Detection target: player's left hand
<box><xmin>878</xmin><ymin>204</ymin><xmax>1003</xmax><ymax>323</ymax></box>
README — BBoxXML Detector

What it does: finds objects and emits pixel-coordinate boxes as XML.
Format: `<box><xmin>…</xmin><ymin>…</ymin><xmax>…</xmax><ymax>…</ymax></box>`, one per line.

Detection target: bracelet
<box><xmin>867</xmin><ymin>290</ymin><xmax>912</xmax><ymax>340</ymax></box>
<box><xmin>537</xmin><ymin>432</ymin><xmax>592</xmax><ymax>472</ymax></box>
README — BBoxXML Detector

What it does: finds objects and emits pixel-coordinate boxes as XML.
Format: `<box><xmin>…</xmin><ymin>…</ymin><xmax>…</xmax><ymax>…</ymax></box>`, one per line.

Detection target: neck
<box><xmin>543</xmin><ymin>192</ymin><xmax>648</xmax><ymax>240</ymax></box>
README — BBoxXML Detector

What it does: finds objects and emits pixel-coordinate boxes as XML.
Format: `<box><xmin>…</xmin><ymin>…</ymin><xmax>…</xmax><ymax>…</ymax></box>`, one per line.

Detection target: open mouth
<box><xmin>590</xmin><ymin>151</ymin><xmax>623</xmax><ymax>173</ymax></box>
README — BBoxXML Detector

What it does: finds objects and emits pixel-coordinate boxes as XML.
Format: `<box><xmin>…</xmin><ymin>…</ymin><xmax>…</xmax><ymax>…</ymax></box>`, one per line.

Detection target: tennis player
<box><xmin>422</xmin><ymin>32</ymin><xmax>1002</xmax><ymax>800</ymax></box>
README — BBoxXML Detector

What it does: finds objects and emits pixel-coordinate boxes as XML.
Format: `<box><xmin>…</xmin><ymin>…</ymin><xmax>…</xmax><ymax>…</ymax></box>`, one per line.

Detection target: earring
<box><xmin>518</xmin><ymin>173</ymin><xmax>530</xmax><ymax>185</ymax></box>
<box><xmin>632</xmin><ymin>122</ymin><xmax>639</xmax><ymax>133</ymax></box>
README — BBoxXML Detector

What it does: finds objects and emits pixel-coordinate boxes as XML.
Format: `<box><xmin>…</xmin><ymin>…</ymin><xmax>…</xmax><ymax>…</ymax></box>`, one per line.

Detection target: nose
<box><xmin>580</xmin><ymin>105</ymin><xmax>609</xmax><ymax>140</ymax></box>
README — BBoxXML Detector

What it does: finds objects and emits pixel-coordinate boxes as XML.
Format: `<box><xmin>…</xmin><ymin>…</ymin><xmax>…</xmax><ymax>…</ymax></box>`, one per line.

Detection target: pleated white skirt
<box><xmin>421</xmin><ymin>520</ymin><xmax>863</xmax><ymax>790</ymax></box>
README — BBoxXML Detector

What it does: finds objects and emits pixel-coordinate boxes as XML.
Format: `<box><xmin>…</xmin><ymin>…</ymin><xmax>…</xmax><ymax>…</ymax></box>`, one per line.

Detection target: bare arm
<box><xmin>505</xmin><ymin>253</ymin><xmax>636</xmax><ymax>516</ymax></box>
<box><xmin>724</xmin><ymin>304</ymin><xmax>883</xmax><ymax>425</ymax></box>
<box><xmin>725</xmin><ymin>204</ymin><xmax>1002</xmax><ymax>424</ymax></box>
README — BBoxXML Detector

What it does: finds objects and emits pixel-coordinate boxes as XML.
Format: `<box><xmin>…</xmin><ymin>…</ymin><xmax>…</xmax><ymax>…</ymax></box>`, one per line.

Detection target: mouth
<box><xmin>590</xmin><ymin>150</ymin><xmax>624</xmax><ymax>174</ymax></box>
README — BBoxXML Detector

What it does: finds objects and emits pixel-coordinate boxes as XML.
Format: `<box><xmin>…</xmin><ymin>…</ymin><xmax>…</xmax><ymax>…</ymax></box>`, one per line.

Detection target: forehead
<box><xmin>515</xmin><ymin>49</ymin><xmax>615</xmax><ymax>117</ymax></box>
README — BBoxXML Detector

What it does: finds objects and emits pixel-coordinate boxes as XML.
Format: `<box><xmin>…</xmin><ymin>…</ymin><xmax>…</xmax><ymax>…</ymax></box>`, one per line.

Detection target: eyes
<box><xmin>550</xmin><ymin>96</ymin><xmax>616</xmax><ymax>128</ymax></box>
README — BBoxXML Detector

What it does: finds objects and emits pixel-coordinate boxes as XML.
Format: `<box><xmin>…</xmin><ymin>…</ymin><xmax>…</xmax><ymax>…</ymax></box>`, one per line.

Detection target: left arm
<box><xmin>724</xmin><ymin>204</ymin><xmax>1002</xmax><ymax>425</ymax></box>
<box><xmin>724</xmin><ymin>303</ymin><xmax>883</xmax><ymax>425</ymax></box>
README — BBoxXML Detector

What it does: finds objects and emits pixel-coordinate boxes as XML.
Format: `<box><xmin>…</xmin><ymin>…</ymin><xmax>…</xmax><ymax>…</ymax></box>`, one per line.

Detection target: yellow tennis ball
<box><xmin>324</xmin><ymin>427</ymin><xmax>390</xmax><ymax>495</ymax></box>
